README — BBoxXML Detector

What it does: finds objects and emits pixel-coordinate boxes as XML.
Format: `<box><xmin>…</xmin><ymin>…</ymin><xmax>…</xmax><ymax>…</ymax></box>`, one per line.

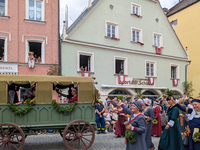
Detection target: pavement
<box><xmin>21</xmin><ymin>132</ymin><xmax>160</xmax><ymax>150</ymax></box>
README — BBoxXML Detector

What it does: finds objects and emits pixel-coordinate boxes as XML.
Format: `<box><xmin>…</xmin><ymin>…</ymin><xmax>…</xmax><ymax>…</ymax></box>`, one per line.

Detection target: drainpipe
<box><xmin>58</xmin><ymin>0</ymin><xmax>62</xmax><ymax>75</ymax></box>
<box><xmin>185</xmin><ymin>60</ymin><xmax>191</xmax><ymax>93</ymax></box>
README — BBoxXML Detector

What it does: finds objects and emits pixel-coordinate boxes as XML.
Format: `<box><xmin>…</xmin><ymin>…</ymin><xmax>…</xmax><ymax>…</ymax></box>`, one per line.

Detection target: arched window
<box><xmin>142</xmin><ymin>90</ymin><xmax>159</xmax><ymax>98</ymax></box>
<box><xmin>108</xmin><ymin>89</ymin><xmax>132</xmax><ymax>100</ymax></box>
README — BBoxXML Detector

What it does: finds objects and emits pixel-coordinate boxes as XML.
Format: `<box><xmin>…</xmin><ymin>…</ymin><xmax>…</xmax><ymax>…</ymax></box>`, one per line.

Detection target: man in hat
<box><xmin>95</xmin><ymin>99</ymin><xmax>106</xmax><ymax>134</ymax></box>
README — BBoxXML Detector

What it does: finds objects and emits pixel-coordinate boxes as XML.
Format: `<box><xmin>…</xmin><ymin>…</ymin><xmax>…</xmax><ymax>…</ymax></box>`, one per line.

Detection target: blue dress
<box><xmin>176</xmin><ymin>104</ymin><xmax>200</xmax><ymax>150</ymax></box>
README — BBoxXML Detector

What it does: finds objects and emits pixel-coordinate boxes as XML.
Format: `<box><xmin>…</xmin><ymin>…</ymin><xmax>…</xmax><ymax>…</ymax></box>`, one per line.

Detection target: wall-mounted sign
<box><xmin>116</xmin><ymin>77</ymin><xmax>150</xmax><ymax>86</ymax></box>
<box><xmin>149</xmin><ymin>77</ymin><xmax>154</xmax><ymax>85</ymax></box>
<box><xmin>82</xmin><ymin>72</ymin><xmax>90</xmax><ymax>77</ymax></box>
<box><xmin>0</xmin><ymin>63</ymin><xmax>18</xmax><ymax>74</ymax></box>
<box><xmin>173</xmin><ymin>79</ymin><xmax>178</xmax><ymax>86</ymax></box>
<box><xmin>118</xmin><ymin>75</ymin><xmax>125</xmax><ymax>84</ymax></box>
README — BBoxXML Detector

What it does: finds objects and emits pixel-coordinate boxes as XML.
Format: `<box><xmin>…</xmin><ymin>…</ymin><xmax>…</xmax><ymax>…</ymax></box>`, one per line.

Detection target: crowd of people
<box><xmin>28</xmin><ymin>52</ymin><xmax>42</xmax><ymax>68</ymax></box>
<box><xmin>95</xmin><ymin>94</ymin><xmax>200</xmax><ymax>150</ymax></box>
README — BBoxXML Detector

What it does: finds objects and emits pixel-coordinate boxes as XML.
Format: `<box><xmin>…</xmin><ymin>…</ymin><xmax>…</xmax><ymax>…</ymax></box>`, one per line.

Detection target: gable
<box><xmin>65</xmin><ymin>0</ymin><xmax>188</xmax><ymax>59</ymax></box>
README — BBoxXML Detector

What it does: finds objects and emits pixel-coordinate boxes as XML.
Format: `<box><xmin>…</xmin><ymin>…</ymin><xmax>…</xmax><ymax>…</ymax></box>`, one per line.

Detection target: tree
<box><xmin>182</xmin><ymin>81</ymin><xmax>195</xmax><ymax>97</ymax></box>
<box><xmin>134</xmin><ymin>89</ymin><xmax>143</xmax><ymax>99</ymax></box>
<box><xmin>47</xmin><ymin>62</ymin><xmax>61</xmax><ymax>76</ymax></box>
<box><xmin>160</xmin><ymin>89</ymin><xmax>167</xmax><ymax>98</ymax></box>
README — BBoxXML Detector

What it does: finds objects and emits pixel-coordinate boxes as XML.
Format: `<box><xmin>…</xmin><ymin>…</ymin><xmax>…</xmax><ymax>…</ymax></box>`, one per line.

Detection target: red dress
<box><xmin>114</xmin><ymin>110</ymin><xmax>126</xmax><ymax>136</ymax></box>
<box><xmin>69</xmin><ymin>95</ymin><xmax>78</xmax><ymax>103</ymax></box>
<box><xmin>151</xmin><ymin>106</ymin><xmax>162</xmax><ymax>137</ymax></box>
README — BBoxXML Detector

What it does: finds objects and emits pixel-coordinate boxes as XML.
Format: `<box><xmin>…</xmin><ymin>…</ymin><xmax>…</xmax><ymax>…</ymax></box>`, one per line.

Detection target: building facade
<box><xmin>167</xmin><ymin>0</ymin><xmax>199</xmax><ymax>97</ymax></box>
<box><xmin>0</xmin><ymin>0</ymin><xmax>59</xmax><ymax>75</ymax></box>
<box><xmin>62</xmin><ymin>0</ymin><xmax>188</xmax><ymax>101</ymax></box>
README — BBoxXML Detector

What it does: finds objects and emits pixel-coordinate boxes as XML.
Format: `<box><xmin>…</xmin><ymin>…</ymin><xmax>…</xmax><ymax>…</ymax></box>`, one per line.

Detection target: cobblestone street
<box><xmin>21</xmin><ymin>133</ymin><xmax>160</xmax><ymax>150</ymax></box>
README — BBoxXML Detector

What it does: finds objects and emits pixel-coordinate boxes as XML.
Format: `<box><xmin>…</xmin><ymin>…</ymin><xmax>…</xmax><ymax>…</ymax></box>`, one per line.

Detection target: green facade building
<box><xmin>61</xmin><ymin>0</ymin><xmax>188</xmax><ymax>101</ymax></box>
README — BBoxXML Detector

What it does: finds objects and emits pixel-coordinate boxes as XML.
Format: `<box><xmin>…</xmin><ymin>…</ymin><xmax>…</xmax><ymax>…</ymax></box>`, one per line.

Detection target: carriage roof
<box><xmin>0</xmin><ymin>75</ymin><xmax>98</xmax><ymax>104</ymax></box>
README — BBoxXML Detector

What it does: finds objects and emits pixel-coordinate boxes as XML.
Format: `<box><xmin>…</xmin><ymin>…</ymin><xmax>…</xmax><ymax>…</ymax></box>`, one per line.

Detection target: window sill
<box><xmin>170</xmin><ymin>78</ymin><xmax>180</xmax><ymax>80</ymax></box>
<box><xmin>131</xmin><ymin>41</ymin><xmax>144</xmax><ymax>45</ymax></box>
<box><xmin>114</xmin><ymin>74</ymin><xmax>128</xmax><ymax>77</ymax></box>
<box><xmin>0</xmin><ymin>15</ymin><xmax>10</xmax><ymax>19</ymax></box>
<box><xmin>24</xmin><ymin>19</ymin><xmax>46</xmax><ymax>24</ymax></box>
<box><xmin>145</xmin><ymin>76</ymin><xmax>157</xmax><ymax>78</ymax></box>
<box><xmin>130</xmin><ymin>13</ymin><xmax>142</xmax><ymax>18</ymax></box>
<box><xmin>105</xmin><ymin>36</ymin><xmax>120</xmax><ymax>41</ymax></box>
<box><xmin>77</xmin><ymin>71</ymin><xmax>94</xmax><ymax>74</ymax></box>
<box><xmin>152</xmin><ymin>45</ymin><xmax>164</xmax><ymax>49</ymax></box>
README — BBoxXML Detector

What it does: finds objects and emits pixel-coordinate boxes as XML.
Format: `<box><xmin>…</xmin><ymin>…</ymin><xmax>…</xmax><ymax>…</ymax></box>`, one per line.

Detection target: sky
<box><xmin>59</xmin><ymin>0</ymin><xmax>179</xmax><ymax>33</ymax></box>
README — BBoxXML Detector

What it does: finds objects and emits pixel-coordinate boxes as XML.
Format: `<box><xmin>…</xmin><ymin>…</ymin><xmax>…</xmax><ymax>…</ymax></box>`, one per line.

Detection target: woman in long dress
<box><xmin>158</xmin><ymin>96</ymin><xmax>182</xmax><ymax>150</ymax></box>
<box><xmin>118</xmin><ymin>101</ymin><xmax>147</xmax><ymax>150</ymax></box>
<box><xmin>143</xmin><ymin>98</ymin><xmax>155</xmax><ymax>150</ymax></box>
<box><xmin>114</xmin><ymin>106</ymin><xmax>126</xmax><ymax>137</ymax></box>
<box><xmin>151</xmin><ymin>101</ymin><xmax>162</xmax><ymax>137</ymax></box>
<box><xmin>174</xmin><ymin>98</ymin><xmax>200</xmax><ymax>150</ymax></box>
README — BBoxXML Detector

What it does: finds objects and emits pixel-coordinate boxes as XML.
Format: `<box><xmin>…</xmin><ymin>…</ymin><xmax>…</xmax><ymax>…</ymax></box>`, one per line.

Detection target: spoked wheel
<box><xmin>63</xmin><ymin>120</ymin><xmax>95</xmax><ymax>150</ymax></box>
<box><xmin>60</xmin><ymin>130</ymin><xmax>74</xmax><ymax>141</ymax></box>
<box><xmin>0</xmin><ymin>123</ymin><xmax>25</xmax><ymax>150</ymax></box>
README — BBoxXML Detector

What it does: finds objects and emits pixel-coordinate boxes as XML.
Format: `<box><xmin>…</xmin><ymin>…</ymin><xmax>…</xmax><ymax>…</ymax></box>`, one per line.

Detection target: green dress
<box><xmin>158</xmin><ymin>106</ymin><xmax>182</xmax><ymax>150</ymax></box>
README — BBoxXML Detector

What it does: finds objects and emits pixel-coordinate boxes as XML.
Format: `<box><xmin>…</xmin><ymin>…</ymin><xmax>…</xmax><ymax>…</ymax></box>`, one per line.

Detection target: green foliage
<box><xmin>193</xmin><ymin>132</ymin><xmax>200</xmax><ymax>142</ymax></box>
<box><xmin>125</xmin><ymin>130</ymin><xmax>137</xmax><ymax>144</ymax></box>
<box><xmin>134</xmin><ymin>89</ymin><xmax>143</xmax><ymax>99</ymax></box>
<box><xmin>47</xmin><ymin>62</ymin><xmax>61</xmax><ymax>76</ymax></box>
<box><xmin>182</xmin><ymin>81</ymin><xmax>195</xmax><ymax>97</ymax></box>
<box><xmin>52</xmin><ymin>101</ymin><xmax>77</xmax><ymax>115</ymax></box>
<box><xmin>152</xmin><ymin>119</ymin><xmax>158</xmax><ymax>124</ymax></box>
<box><xmin>161</xmin><ymin>89</ymin><xmax>167</xmax><ymax>98</ymax></box>
<box><xmin>118</xmin><ymin>95</ymin><xmax>124</xmax><ymax>100</ymax></box>
<box><xmin>165</xmin><ymin>88</ymin><xmax>174</xmax><ymax>96</ymax></box>
<box><xmin>8</xmin><ymin>102</ymin><xmax>35</xmax><ymax>116</ymax></box>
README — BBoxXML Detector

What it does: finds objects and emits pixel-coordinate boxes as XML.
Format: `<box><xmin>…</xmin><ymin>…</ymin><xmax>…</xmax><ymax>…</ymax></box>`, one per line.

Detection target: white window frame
<box><xmin>77</xmin><ymin>51</ymin><xmax>94</xmax><ymax>72</ymax></box>
<box><xmin>131</xmin><ymin>3</ymin><xmax>141</xmax><ymax>16</ymax></box>
<box><xmin>153</xmin><ymin>32</ymin><xmax>163</xmax><ymax>48</ymax></box>
<box><xmin>131</xmin><ymin>27</ymin><xmax>143</xmax><ymax>43</ymax></box>
<box><xmin>0</xmin><ymin>0</ymin><xmax>8</xmax><ymax>16</ymax></box>
<box><xmin>114</xmin><ymin>56</ymin><xmax>128</xmax><ymax>75</ymax></box>
<box><xmin>0</xmin><ymin>36</ymin><xmax>7</xmax><ymax>61</ymax></box>
<box><xmin>25</xmin><ymin>39</ymin><xmax>45</xmax><ymax>63</ymax></box>
<box><xmin>26</xmin><ymin>0</ymin><xmax>45</xmax><ymax>21</ymax></box>
<box><xmin>145</xmin><ymin>60</ymin><xmax>157</xmax><ymax>77</ymax></box>
<box><xmin>105</xmin><ymin>21</ymin><xmax>119</xmax><ymax>39</ymax></box>
<box><xmin>170</xmin><ymin>64</ymin><xmax>180</xmax><ymax>79</ymax></box>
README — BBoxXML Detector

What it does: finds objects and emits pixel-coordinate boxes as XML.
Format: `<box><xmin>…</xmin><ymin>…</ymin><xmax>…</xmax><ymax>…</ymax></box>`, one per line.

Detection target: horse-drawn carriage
<box><xmin>0</xmin><ymin>75</ymin><xmax>98</xmax><ymax>150</ymax></box>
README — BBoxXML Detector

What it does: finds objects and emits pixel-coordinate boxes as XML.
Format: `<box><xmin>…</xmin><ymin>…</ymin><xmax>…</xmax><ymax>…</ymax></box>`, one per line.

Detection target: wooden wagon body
<box><xmin>0</xmin><ymin>75</ymin><xmax>98</xmax><ymax>150</ymax></box>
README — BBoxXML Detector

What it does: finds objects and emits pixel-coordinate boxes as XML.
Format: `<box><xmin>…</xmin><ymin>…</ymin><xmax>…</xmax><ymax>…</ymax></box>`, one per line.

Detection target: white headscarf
<box><xmin>188</xmin><ymin>109</ymin><xmax>200</xmax><ymax>120</ymax></box>
<box><xmin>144</xmin><ymin>98</ymin><xmax>151</xmax><ymax>106</ymax></box>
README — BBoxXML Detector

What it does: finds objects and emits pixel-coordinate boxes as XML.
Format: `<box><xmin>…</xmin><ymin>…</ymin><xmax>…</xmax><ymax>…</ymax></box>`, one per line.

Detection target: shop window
<box><xmin>0</xmin><ymin>39</ymin><xmax>5</xmax><ymax>61</ymax></box>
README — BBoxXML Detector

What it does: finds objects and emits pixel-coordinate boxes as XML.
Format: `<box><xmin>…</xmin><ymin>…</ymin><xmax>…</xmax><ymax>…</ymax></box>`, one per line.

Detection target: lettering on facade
<box><xmin>0</xmin><ymin>67</ymin><xmax>13</xmax><ymax>70</ymax></box>
<box><xmin>124</xmin><ymin>78</ymin><xmax>149</xmax><ymax>85</ymax></box>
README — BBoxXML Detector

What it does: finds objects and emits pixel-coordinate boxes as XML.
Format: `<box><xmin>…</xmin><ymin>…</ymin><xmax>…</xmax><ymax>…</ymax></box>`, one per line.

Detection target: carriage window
<box><xmin>0</xmin><ymin>39</ymin><xmax>5</xmax><ymax>61</ymax></box>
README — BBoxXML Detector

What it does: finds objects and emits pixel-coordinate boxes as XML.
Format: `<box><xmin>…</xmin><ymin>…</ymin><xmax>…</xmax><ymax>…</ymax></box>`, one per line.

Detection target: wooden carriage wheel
<box><xmin>0</xmin><ymin>123</ymin><xmax>25</xmax><ymax>150</ymax></box>
<box><xmin>63</xmin><ymin>120</ymin><xmax>95</xmax><ymax>150</ymax></box>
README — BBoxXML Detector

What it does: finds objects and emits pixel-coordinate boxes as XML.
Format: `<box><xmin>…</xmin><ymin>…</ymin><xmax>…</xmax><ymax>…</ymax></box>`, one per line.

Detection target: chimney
<box><xmin>65</xmin><ymin>5</ymin><xmax>68</xmax><ymax>30</ymax></box>
<box><xmin>88</xmin><ymin>0</ymin><xmax>92</xmax><ymax>8</ymax></box>
<box><xmin>163</xmin><ymin>8</ymin><xmax>169</xmax><ymax>14</ymax></box>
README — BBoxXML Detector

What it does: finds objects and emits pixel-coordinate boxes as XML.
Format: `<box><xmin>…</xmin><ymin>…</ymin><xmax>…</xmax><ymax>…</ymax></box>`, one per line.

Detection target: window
<box><xmin>26</xmin><ymin>40</ymin><xmax>44</xmax><ymax>63</ymax></box>
<box><xmin>146</xmin><ymin>61</ymin><xmax>156</xmax><ymax>77</ymax></box>
<box><xmin>0</xmin><ymin>39</ymin><xmax>5</xmax><ymax>61</ymax></box>
<box><xmin>0</xmin><ymin>0</ymin><xmax>5</xmax><ymax>16</ymax></box>
<box><xmin>153</xmin><ymin>33</ymin><xmax>163</xmax><ymax>48</ymax></box>
<box><xmin>114</xmin><ymin>56</ymin><xmax>127</xmax><ymax>75</ymax></box>
<box><xmin>171</xmin><ymin>64</ymin><xmax>179</xmax><ymax>79</ymax></box>
<box><xmin>27</xmin><ymin>0</ymin><xmax>44</xmax><ymax>21</ymax></box>
<box><xmin>78</xmin><ymin>51</ymin><xmax>94</xmax><ymax>72</ymax></box>
<box><xmin>131</xmin><ymin>27</ymin><xmax>142</xmax><ymax>43</ymax></box>
<box><xmin>131</xmin><ymin>3</ymin><xmax>141</xmax><ymax>16</ymax></box>
<box><xmin>105</xmin><ymin>21</ymin><xmax>119</xmax><ymax>39</ymax></box>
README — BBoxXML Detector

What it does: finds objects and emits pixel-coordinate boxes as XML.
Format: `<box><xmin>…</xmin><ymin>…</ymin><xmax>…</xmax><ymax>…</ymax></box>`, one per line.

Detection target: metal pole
<box><xmin>185</xmin><ymin>60</ymin><xmax>191</xmax><ymax>93</ymax></box>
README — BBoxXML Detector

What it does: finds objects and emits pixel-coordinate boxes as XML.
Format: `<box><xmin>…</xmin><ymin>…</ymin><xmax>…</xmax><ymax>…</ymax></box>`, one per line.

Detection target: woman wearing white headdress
<box><xmin>143</xmin><ymin>98</ymin><xmax>155</xmax><ymax>150</ymax></box>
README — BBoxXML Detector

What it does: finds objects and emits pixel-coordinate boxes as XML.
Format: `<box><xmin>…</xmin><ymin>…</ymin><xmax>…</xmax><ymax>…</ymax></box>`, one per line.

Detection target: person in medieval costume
<box><xmin>143</xmin><ymin>98</ymin><xmax>155</xmax><ymax>150</ymax></box>
<box><xmin>151</xmin><ymin>101</ymin><xmax>162</xmax><ymax>137</ymax></box>
<box><xmin>114</xmin><ymin>105</ymin><xmax>126</xmax><ymax>137</ymax></box>
<box><xmin>118</xmin><ymin>101</ymin><xmax>147</xmax><ymax>150</ymax></box>
<box><xmin>174</xmin><ymin>98</ymin><xmax>200</xmax><ymax>150</ymax></box>
<box><xmin>158</xmin><ymin>96</ymin><xmax>182</xmax><ymax>150</ymax></box>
